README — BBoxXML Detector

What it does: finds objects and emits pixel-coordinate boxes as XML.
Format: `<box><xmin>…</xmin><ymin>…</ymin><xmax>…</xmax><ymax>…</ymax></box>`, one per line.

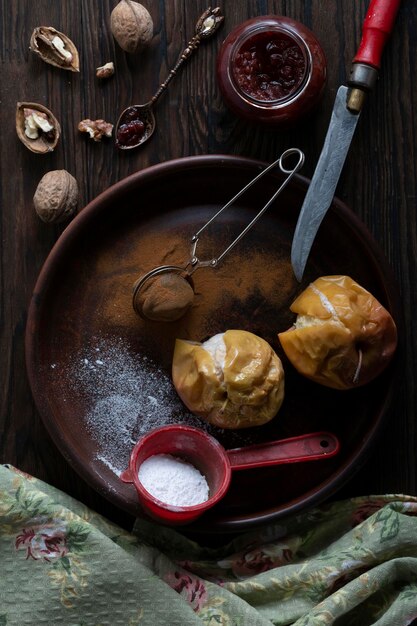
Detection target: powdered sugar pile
<box><xmin>65</xmin><ymin>336</ymin><xmax>204</xmax><ymax>477</ymax></box>
<box><xmin>138</xmin><ymin>454</ymin><xmax>209</xmax><ymax>506</ymax></box>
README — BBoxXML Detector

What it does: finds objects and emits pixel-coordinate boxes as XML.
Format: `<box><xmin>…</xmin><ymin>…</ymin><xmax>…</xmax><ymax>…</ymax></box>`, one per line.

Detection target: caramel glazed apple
<box><xmin>172</xmin><ymin>330</ymin><xmax>285</xmax><ymax>429</ymax></box>
<box><xmin>278</xmin><ymin>275</ymin><xmax>398</xmax><ymax>390</ymax></box>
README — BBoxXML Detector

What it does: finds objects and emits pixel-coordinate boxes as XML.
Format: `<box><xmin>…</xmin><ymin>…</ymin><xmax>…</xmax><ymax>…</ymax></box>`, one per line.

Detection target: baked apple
<box><xmin>172</xmin><ymin>330</ymin><xmax>285</xmax><ymax>428</ymax></box>
<box><xmin>278</xmin><ymin>275</ymin><xmax>397</xmax><ymax>390</ymax></box>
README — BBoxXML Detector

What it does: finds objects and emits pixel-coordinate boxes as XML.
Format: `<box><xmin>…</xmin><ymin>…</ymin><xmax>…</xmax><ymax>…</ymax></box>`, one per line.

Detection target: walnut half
<box><xmin>16</xmin><ymin>102</ymin><xmax>60</xmax><ymax>154</ymax></box>
<box><xmin>30</xmin><ymin>26</ymin><xmax>80</xmax><ymax>72</ymax></box>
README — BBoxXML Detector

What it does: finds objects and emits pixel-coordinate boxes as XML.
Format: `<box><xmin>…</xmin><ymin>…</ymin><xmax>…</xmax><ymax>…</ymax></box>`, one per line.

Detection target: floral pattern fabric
<box><xmin>1</xmin><ymin>465</ymin><xmax>417</xmax><ymax>625</ymax></box>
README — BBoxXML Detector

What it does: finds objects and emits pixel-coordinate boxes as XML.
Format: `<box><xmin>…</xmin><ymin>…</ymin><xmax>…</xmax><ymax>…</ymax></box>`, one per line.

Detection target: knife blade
<box><xmin>291</xmin><ymin>0</ymin><xmax>401</xmax><ymax>282</ymax></box>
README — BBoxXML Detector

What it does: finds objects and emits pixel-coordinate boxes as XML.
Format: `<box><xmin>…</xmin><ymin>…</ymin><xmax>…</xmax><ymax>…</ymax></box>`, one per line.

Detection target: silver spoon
<box><xmin>115</xmin><ymin>7</ymin><xmax>224</xmax><ymax>150</ymax></box>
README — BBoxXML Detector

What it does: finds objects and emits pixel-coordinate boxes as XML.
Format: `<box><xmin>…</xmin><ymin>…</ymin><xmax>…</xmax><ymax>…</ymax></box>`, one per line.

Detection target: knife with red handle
<box><xmin>291</xmin><ymin>0</ymin><xmax>401</xmax><ymax>282</ymax></box>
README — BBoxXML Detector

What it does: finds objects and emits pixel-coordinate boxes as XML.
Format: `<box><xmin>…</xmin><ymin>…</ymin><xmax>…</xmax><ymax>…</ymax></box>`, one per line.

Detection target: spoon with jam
<box><xmin>115</xmin><ymin>7</ymin><xmax>224</xmax><ymax>150</ymax></box>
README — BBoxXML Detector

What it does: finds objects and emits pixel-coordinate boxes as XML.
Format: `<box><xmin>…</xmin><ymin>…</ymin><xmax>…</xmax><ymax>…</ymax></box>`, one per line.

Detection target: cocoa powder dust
<box><xmin>96</xmin><ymin>212</ymin><xmax>300</xmax><ymax>372</ymax></box>
<box><xmin>133</xmin><ymin>272</ymin><xmax>195</xmax><ymax>322</ymax></box>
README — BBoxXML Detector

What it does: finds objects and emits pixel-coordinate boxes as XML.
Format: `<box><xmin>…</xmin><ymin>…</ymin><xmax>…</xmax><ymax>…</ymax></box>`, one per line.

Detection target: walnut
<box><xmin>16</xmin><ymin>102</ymin><xmax>60</xmax><ymax>154</ymax></box>
<box><xmin>110</xmin><ymin>0</ymin><xmax>153</xmax><ymax>54</ymax></box>
<box><xmin>33</xmin><ymin>170</ymin><xmax>78</xmax><ymax>223</ymax></box>
<box><xmin>96</xmin><ymin>61</ymin><xmax>115</xmax><ymax>79</ymax></box>
<box><xmin>78</xmin><ymin>119</ymin><xmax>113</xmax><ymax>141</ymax></box>
<box><xmin>30</xmin><ymin>26</ymin><xmax>80</xmax><ymax>72</ymax></box>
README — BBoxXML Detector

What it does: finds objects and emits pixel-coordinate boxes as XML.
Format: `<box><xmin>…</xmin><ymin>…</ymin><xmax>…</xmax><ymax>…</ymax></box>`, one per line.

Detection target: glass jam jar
<box><xmin>216</xmin><ymin>16</ymin><xmax>327</xmax><ymax>127</ymax></box>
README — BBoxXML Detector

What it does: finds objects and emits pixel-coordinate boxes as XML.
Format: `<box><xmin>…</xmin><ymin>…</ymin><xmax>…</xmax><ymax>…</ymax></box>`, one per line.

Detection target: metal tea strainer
<box><xmin>133</xmin><ymin>148</ymin><xmax>305</xmax><ymax>321</ymax></box>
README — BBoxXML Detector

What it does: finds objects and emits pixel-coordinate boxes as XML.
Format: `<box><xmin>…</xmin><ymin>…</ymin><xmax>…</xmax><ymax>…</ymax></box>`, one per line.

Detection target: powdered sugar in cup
<box><xmin>120</xmin><ymin>425</ymin><xmax>232</xmax><ymax>525</ymax></box>
<box><xmin>120</xmin><ymin>425</ymin><xmax>339</xmax><ymax>525</ymax></box>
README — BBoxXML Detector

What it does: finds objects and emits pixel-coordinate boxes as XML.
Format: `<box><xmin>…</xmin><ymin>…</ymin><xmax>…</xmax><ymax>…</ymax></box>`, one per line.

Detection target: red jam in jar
<box><xmin>233</xmin><ymin>31</ymin><xmax>306</xmax><ymax>101</ymax></box>
<box><xmin>217</xmin><ymin>16</ymin><xmax>327</xmax><ymax>127</ymax></box>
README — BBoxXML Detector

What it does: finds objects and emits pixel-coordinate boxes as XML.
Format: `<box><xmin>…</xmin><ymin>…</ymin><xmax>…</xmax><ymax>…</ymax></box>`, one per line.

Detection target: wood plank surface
<box><xmin>1</xmin><ymin>0</ymin><xmax>416</xmax><ymax>532</ymax></box>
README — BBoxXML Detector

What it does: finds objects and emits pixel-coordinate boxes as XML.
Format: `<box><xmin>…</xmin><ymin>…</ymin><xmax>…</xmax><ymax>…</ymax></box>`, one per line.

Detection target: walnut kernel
<box><xmin>33</xmin><ymin>170</ymin><xmax>78</xmax><ymax>223</ymax></box>
<box><xmin>24</xmin><ymin>109</ymin><xmax>54</xmax><ymax>140</ymax></box>
<box><xmin>96</xmin><ymin>61</ymin><xmax>115</xmax><ymax>79</ymax></box>
<box><xmin>110</xmin><ymin>0</ymin><xmax>153</xmax><ymax>54</ymax></box>
<box><xmin>78</xmin><ymin>119</ymin><xmax>113</xmax><ymax>141</ymax></box>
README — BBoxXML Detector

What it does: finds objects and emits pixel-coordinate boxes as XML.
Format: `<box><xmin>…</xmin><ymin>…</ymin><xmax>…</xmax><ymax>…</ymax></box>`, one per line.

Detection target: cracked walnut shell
<box><xmin>30</xmin><ymin>26</ymin><xmax>80</xmax><ymax>72</ymax></box>
<box><xmin>16</xmin><ymin>102</ymin><xmax>60</xmax><ymax>154</ymax></box>
<box><xmin>33</xmin><ymin>170</ymin><xmax>78</xmax><ymax>223</ymax></box>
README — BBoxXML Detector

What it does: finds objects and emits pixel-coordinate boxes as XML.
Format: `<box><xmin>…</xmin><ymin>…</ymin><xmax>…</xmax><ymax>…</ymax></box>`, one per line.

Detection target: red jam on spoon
<box><xmin>115</xmin><ymin>107</ymin><xmax>146</xmax><ymax>148</ymax></box>
<box><xmin>115</xmin><ymin>8</ymin><xmax>225</xmax><ymax>150</ymax></box>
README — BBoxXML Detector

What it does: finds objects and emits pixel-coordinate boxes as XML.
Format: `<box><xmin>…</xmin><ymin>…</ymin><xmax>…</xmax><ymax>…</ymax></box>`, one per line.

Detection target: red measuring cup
<box><xmin>120</xmin><ymin>425</ymin><xmax>340</xmax><ymax>525</ymax></box>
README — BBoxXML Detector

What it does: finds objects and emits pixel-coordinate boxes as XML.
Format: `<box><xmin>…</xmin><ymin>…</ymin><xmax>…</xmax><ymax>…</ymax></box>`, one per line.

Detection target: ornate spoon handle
<box><xmin>150</xmin><ymin>7</ymin><xmax>224</xmax><ymax>105</ymax></box>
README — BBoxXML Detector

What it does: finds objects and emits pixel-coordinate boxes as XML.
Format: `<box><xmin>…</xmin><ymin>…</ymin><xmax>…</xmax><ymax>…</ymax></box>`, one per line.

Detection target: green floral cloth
<box><xmin>1</xmin><ymin>465</ymin><xmax>417</xmax><ymax>625</ymax></box>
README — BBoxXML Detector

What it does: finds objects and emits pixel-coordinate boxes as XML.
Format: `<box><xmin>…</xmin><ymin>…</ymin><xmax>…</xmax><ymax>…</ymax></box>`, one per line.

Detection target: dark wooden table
<box><xmin>1</xmin><ymin>0</ymin><xmax>416</xmax><ymax>534</ymax></box>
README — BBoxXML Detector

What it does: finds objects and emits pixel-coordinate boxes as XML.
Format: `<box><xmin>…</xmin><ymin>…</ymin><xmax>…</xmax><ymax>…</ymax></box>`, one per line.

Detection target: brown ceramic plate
<box><xmin>26</xmin><ymin>155</ymin><xmax>401</xmax><ymax>532</ymax></box>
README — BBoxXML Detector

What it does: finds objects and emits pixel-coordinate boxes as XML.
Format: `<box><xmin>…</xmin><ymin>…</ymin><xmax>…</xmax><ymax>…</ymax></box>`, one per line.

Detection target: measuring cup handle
<box><xmin>226</xmin><ymin>432</ymin><xmax>340</xmax><ymax>471</ymax></box>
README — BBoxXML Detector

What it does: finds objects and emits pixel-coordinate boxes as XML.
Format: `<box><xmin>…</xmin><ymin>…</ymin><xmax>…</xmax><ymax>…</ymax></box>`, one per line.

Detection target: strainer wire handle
<box><xmin>189</xmin><ymin>148</ymin><xmax>305</xmax><ymax>268</ymax></box>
